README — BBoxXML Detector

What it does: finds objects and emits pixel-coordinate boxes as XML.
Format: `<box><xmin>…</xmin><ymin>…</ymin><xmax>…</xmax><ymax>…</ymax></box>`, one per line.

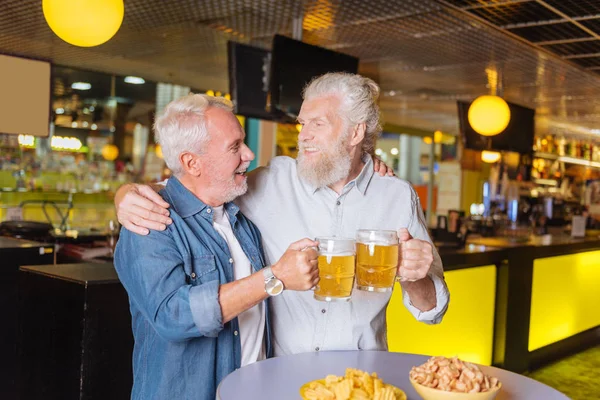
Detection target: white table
<box><xmin>217</xmin><ymin>351</ymin><xmax>569</xmax><ymax>399</ymax></box>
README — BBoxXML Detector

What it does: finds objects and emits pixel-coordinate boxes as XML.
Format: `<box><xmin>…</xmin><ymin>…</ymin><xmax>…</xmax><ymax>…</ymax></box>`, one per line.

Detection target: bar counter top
<box><xmin>438</xmin><ymin>234</ymin><xmax>600</xmax><ymax>270</ymax></box>
<box><xmin>19</xmin><ymin>262</ymin><xmax>117</xmax><ymax>285</ymax></box>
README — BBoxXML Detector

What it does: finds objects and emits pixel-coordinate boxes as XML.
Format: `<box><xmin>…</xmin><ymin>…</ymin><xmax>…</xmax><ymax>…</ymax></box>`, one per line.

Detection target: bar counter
<box><xmin>18</xmin><ymin>263</ymin><xmax>133</xmax><ymax>400</ymax></box>
<box><xmin>387</xmin><ymin>234</ymin><xmax>600</xmax><ymax>373</ymax></box>
<box><xmin>0</xmin><ymin>237</ymin><xmax>54</xmax><ymax>399</ymax></box>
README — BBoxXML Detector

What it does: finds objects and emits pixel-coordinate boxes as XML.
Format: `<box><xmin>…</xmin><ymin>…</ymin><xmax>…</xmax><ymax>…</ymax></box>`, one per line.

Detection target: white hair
<box><xmin>302</xmin><ymin>72</ymin><xmax>382</xmax><ymax>154</ymax></box>
<box><xmin>154</xmin><ymin>93</ymin><xmax>233</xmax><ymax>176</ymax></box>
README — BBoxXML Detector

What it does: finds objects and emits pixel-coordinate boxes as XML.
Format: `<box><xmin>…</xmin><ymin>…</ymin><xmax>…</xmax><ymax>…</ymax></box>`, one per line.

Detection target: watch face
<box><xmin>266</xmin><ymin>279</ymin><xmax>284</xmax><ymax>296</ymax></box>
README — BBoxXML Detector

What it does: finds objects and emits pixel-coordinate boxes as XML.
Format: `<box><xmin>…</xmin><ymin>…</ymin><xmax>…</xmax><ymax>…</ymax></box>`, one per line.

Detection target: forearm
<box><xmin>401</xmin><ymin>276</ymin><xmax>436</xmax><ymax>312</ymax></box>
<box><xmin>219</xmin><ymin>270</ymin><xmax>268</xmax><ymax>324</ymax></box>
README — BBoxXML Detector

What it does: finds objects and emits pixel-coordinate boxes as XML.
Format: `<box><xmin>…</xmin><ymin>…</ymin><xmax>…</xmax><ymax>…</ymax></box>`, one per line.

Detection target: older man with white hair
<box><xmin>114</xmin><ymin>94</ymin><xmax>319</xmax><ymax>400</ymax></box>
<box><xmin>115</xmin><ymin>72</ymin><xmax>450</xmax><ymax>357</ymax></box>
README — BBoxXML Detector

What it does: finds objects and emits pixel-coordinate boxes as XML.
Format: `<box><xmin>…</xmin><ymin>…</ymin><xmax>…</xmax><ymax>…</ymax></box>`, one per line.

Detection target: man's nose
<box><xmin>242</xmin><ymin>144</ymin><xmax>255</xmax><ymax>162</ymax></box>
<box><xmin>298</xmin><ymin>126</ymin><xmax>313</xmax><ymax>142</ymax></box>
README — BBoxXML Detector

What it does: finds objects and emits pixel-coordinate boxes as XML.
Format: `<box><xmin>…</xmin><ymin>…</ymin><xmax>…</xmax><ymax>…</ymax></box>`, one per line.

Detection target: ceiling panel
<box><xmin>542</xmin><ymin>0</ymin><xmax>600</xmax><ymax>18</ymax></box>
<box><xmin>579</xmin><ymin>19</ymin><xmax>600</xmax><ymax>36</ymax></box>
<box><xmin>508</xmin><ymin>22</ymin><xmax>591</xmax><ymax>43</ymax></box>
<box><xmin>543</xmin><ymin>39</ymin><xmax>600</xmax><ymax>56</ymax></box>
<box><xmin>570</xmin><ymin>56</ymin><xmax>600</xmax><ymax>68</ymax></box>
<box><xmin>443</xmin><ymin>0</ymin><xmax>527</xmax><ymax>8</ymax></box>
<box><xmin>468</xmin><ymin>1</ymin><xmax>561</xmax><ymax>26</ymax></box>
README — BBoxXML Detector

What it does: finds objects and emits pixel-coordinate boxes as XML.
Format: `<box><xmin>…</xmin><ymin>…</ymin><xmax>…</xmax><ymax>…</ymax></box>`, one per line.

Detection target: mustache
<box><xmin>298</xmin><ymin>142</ymin><xmax>322</xmax><ymax>151</ymax></box>
<box><xmin>235</xmin><ymin>162</ymin><xmax>251</xmax><ymax>173</ymax></box>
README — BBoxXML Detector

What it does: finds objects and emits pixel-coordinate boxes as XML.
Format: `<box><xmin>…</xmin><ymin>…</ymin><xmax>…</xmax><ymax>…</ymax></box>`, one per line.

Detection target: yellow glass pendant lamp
<box><xmin>468</xmin><ymin>95</ymin><xmax>511</xmax><ymax>137</ymax></box>
<box><xmin>42</xmin><ymin>0</ymin><xmax>124</xmax><ymax>47</ymax></box>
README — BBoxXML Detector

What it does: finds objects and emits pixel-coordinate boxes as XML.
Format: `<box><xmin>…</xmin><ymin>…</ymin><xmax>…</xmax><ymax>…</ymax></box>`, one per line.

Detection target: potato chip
<box><xmin>300</xmin><ymin>368</ymin><xmax>406</xmax><ymax>400</ymax></box>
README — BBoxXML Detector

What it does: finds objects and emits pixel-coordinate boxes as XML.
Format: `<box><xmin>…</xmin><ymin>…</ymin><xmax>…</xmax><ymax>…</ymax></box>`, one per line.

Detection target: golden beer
<box><xmin>356</xmin><ymin>243</ymin><xmax>399</xmax><ymax>292</ymax></box>
<box><xmin>314</xmin><ymin>254</ymin><xmax>356</xmax><ymax>301</ymax></box>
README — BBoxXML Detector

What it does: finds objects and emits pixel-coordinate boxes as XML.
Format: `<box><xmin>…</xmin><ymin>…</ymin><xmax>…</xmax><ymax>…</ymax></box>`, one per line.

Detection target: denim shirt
<box><xmin>114</xmin><ymin>176</ymin><xmax>271</xmax><ymax>400</ymax></box>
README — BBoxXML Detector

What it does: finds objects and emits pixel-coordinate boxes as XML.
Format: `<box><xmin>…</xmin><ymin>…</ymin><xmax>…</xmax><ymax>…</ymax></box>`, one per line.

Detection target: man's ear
<box><xmin>179</xmin><ymin>152</ymin><xmax>202</xmax><ymax>177</ymax></box>
<box><xmin>350</xmin><ymin>122</ymin><xmax>366</xmax><ymax>147</ymax></box>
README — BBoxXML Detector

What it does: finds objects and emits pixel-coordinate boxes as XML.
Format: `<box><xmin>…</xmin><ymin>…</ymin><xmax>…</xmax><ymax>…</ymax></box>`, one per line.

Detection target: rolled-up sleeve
<box><xmin>189</xmin><ymin>280</ymin><xmax>223</xmax><ymax>337</ymax></box>
<box><xmin>114</xmin><ymin>228</ymin><xmax>224</xmax><ymax>341</ymax></box>
<box><xmin>402</xmin><ymin>269</ymin><xmax>450</xmax><ymax>324</ymax></box>
<box><xmin>402</xmin><ymin>189</ymin><xmax>451</xmax><ymax>324</ymax></box>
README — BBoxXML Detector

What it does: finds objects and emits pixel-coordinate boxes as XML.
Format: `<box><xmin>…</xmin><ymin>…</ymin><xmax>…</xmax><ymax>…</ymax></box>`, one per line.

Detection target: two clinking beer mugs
<box><xmin>313</xmin><ymin>230</ymin><xmax>399</xmax><ymax>302</ymax></box>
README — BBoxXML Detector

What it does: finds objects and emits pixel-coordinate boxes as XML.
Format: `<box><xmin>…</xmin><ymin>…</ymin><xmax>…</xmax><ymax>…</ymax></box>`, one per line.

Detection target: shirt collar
<box><xmin>162</xmin><ymin>176</ymin><xmax>240</xmax><ymax>219</ymax></box>
<box><xmin>355</xmin><ymin>153</ymin><xmax>375</xmax><ymax>195</ymax></box>
<box><xmin>305</xmin><ymin>153</ymin><xmax>374</xmax><ymax>196</ymax></box>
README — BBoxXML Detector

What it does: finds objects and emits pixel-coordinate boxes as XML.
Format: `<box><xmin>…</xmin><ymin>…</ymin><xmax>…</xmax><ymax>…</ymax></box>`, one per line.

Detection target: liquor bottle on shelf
<box><xmin>593</xmin><ymin>145</ymin><xmax>600</xmax><ymax>162</ymax></box>
<box><xmin>558</xmin><ymin>136</ymin><xmax>566</xmax><ymax>156</ymax></box>
<box><xmin>584</xmin><ymin>142</ymin><xmax>591</xmax><ymax>160</ymax></box>
<box><xmin>546</xmin><ymin>135</ymin><xmax>555</xmax><ymax>154</ymax></box>
<box><xmin>570</xmin><ymin>139</ymin><xmax>578</xmax><ymax>157</ymax></box>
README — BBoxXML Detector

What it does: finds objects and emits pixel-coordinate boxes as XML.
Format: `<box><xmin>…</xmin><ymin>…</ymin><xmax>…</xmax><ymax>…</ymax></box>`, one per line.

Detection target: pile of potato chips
<box><xmin>302</xmin><ymin>368</ymin><xmax>405</xmax><ymax>400</ymax></box>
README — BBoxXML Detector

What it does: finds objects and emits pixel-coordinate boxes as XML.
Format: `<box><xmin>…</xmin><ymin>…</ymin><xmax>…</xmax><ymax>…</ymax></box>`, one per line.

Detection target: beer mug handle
<box><xmin>302</xmin><ymin>246</ymin><xmax>318</xmax><ymax>291</ymax></box>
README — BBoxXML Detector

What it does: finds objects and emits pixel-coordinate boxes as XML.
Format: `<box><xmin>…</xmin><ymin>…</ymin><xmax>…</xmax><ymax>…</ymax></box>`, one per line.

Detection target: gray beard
<box><xmin>297</xmin><ymin>147</ymin><xmax>352</xmax><ymax>189</ymax></box>
<box><xmin>220</xmin><ymin>179</ymin><xmax>248</xmax><ymax>203</ymax></box>
<box><xmin>205</xmin><ymin>162</ymin><xmax>249</xmax><ymax>204</ymax></box>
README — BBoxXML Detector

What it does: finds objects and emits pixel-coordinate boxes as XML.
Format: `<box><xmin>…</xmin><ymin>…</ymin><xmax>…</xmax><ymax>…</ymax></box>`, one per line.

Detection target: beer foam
<box><xmin>320</xmin><ymin>252</ymin><xmax>355</xmax><ymax>257</ymax></box>
<box><xmin>359</xmin><ymin>241</ymin><xmax>395</xmax><ymax>246</ymax></box>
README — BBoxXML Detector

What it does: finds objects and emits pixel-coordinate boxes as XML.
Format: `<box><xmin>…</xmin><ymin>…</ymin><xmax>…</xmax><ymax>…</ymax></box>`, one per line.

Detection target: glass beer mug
<box><xmin>314</xmin><ymin>237</ymin><xmax>356</xmax><ymax>302</ymax></box>
<box><xmin>355</xmin><ymin>230</ymin><xmax>399</xmax><ymax>292</ymax></box>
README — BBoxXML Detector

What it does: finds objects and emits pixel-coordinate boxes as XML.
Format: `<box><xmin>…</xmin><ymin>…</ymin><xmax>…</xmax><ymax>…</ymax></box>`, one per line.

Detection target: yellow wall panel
<box><xmin>529</xmin><ymin>251</ymin><xmax>600</xmax><ymax>351</ymax></box>
<box><xmin>387</xmin><ymin>266</ymin><xmax>496</xmax><ymax>365</ymax></box>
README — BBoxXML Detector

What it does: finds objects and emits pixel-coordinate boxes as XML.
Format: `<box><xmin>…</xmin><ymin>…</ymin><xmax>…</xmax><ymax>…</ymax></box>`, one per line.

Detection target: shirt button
<box><xmin>321</xmin><ymin>309</ymin><xmax>326</xmax><ymax>314</ymax></box>
<box><xmin>234</xmin><ymin>330</ymin><xmax>239</xmax><ymax>336</ymax></box>
<box><xmin>207</xmin><ymin>208</ymin><xmax>212</xmax><ymax>214</ymax></box>
<box><xmin>315</xmin><ymin>347</ymin><xmax>320</xmax><ymax>351</ymax></box>
<box><xmin>191</xmin><ymin>272</ymin><xmax>196</xmax><ymax>279</ymax></box>
<box><xmin>229</xmin><ymin>258</ymin><xmax>233</xmax><ymax>264</ymax></box>
<box><xmin>336</xmin><ymin>201</ymin><xmax>341</xmax><ymax>206</ymax></box>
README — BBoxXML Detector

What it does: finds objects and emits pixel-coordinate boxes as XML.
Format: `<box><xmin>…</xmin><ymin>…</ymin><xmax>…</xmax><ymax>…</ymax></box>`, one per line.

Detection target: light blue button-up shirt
<box><xmin>114</xmin><ymin>176</ymin><xmax>271</xmax><ymax>400</ymax></box>
<box><xmin>236</xmin><ymin>154</ymin><xmax>449</xmax><ymax>356</ymax></box>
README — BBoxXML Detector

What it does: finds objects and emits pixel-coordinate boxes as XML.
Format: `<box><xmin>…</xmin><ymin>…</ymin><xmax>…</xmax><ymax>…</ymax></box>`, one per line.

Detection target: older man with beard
<box><xmin>113</xmin><ymin>94</ymin><xmax>319</xmax><ymax>400</ymax></box>
<box><xmin>114</xmin><ymin>73</ymin><xmax>450</xmax><ymax>357</ymax></box>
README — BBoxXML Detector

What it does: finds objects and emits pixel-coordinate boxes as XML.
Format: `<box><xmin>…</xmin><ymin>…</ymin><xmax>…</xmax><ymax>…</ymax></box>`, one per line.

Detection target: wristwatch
<box><xmin>263</xmin><ymin>266</ymin><xmax>284</xmax><ymax>297</ymax></box>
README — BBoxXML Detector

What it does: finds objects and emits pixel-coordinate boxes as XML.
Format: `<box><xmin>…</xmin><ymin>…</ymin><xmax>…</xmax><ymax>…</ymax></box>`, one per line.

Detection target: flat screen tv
<box><xmin>458</xmin><ymin>100</ymin><xmax>535</xmax><ymax>155</ymax></box>
<box><xmin>268</xmin><ymin>34</ymin><xmax>359</xmax><ymax>117</ymax></box>
<box><xmin>227</xmin><ymin>41</ymin><xmax>272</xmax><ymax>120</ymax></box>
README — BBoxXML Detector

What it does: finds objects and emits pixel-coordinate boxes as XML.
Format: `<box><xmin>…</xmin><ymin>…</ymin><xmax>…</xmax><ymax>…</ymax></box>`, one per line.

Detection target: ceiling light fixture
<box><xmin>18</xmin><ymin>135</ymin><xmax>35</xmax><ymax>147</ymax></box>
<box><xmin>71</xmin><ymin>82</ymin><xmax>91</xmax><ymax>90</ymax></box>
<box><xmin>468</xmin><ymin>95</ymin><xmax>511</xmax><ymax>136</ymax></box>
<box><xmin>124</xmin><ymin>76</ymin><xmax>145</xmax><ymax>84</ymax></box>
<box><xmin>42</xmin><ymin>0</ymin><xmax>124</xmax><ymax>47</ymax></box>
<box><xmin>481</xmin><ymin>150</ymin><xmax>501</xmax><ymax>163</ymax></box>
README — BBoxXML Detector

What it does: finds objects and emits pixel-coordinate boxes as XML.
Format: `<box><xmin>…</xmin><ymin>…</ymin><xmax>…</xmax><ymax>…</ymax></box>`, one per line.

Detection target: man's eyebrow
<box><xmin>228</xmin><ymin>139</ymin><xmax>242</xmax><ymax>149</ymax></box>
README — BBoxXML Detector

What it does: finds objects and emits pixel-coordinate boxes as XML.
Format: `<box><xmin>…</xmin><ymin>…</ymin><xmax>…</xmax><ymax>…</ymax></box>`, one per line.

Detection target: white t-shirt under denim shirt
<box><xmin>212</xmin><ymin>205</ymin><xmax>266</xmax><ymax>366</ymax></box>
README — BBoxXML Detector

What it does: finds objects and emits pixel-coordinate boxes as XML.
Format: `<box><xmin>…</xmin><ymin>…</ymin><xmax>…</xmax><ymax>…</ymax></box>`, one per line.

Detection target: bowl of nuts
<box><xmin>409</xmin><ymin>356</ymin><xmax>501</xmax><ymax>400</ymax></box>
